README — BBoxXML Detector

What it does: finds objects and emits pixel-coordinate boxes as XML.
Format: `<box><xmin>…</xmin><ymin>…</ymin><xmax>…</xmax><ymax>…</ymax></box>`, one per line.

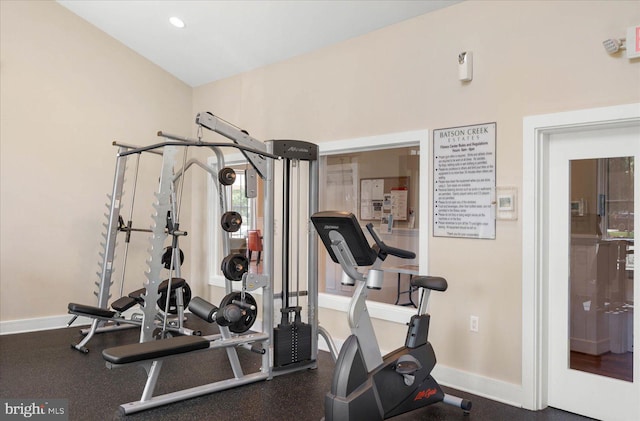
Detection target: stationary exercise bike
<box><xmin>311</xmin><ymin>211</ymin><xmax>472</xmax><ymax>420</ymax></box>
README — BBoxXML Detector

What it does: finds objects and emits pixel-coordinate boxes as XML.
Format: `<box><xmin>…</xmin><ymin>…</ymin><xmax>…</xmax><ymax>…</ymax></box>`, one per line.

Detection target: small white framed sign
<box><xmin>496</xmin><ymin>187</ymin><xmax>518</xmax><ymax>220</ymax></box>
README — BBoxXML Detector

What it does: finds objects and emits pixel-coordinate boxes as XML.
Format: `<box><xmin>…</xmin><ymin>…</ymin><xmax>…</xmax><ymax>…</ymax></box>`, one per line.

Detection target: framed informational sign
<box><xmin>433</xmin><ymin>122</ymin><xmax>496</xmax><ymax>239</ymax></box>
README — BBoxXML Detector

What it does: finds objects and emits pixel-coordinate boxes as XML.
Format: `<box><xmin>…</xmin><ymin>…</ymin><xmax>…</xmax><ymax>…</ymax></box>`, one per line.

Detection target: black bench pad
<box><xmin>158</xmin><ymin>278</ymin><xmax>186</xmax><ymax>293</ymax></box>
<box><xmin>110</xmin><ymin>296</ymin><xmax>138</xmax><ymax>312</ymax></box>
<box><xmin>102</xmin><ymin>335</ymin><xmax>209</xmax><ymax>365</ymax></box>
<box><xmin>68</xmin><ymin>303</ymin><xmax>116</xmax><ymax>319</ymax></box>
<box><xmin>128</xmin><ymin>288</ymin><xmax>145</xmax><ymax>302</ymax></box>
<box><xmin>410</xmin><ymin>276</ymin><xmax>448</xmax><ymax>292</ymax></box>
<box><xmin>128</xmin><ymin>278</ymin><xmax>186</xmax><ymax>303</ymax></box>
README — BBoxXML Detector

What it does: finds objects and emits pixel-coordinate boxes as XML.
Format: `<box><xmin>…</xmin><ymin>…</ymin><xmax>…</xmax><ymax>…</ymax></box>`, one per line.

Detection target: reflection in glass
<box><xmin>319</xmin><ymin>147</ymin><xmax>420</xmax><ymax>306</ymax></box>
<box><xmin>569</xmin><ymin>157</ymin><xmax>634</xmax><ymax>382</ymax></box>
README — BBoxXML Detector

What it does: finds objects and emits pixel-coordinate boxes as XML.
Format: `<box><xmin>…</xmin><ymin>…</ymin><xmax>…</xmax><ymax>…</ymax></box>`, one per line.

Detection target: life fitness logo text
<box><xmin>414</xmin><ymin>388</ymin><xmax>438</xmax><ymax>401</ymax></box>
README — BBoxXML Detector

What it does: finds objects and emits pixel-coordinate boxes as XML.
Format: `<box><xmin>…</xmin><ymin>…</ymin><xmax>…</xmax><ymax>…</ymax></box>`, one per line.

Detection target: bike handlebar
<box><xmin>365</xmin><ymin>223</ymin><xmax>416</xmax><ymax>260</ymax></box>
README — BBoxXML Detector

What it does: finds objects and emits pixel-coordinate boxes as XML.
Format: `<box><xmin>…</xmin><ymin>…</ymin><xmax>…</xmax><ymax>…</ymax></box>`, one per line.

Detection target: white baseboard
<box><xmin>1</xmin><ymin>314</ymin><xmax>524</xmax><ymax>409</ymax></box>
<box><xmin>432</xmin><ymin>364</ymin><xmax>523</xmax><ymax>408</ymax></box>
<box><xmin>0</xmin><ymin>314</ymin><xmax>92</xmax><ymax>335</ymax></box>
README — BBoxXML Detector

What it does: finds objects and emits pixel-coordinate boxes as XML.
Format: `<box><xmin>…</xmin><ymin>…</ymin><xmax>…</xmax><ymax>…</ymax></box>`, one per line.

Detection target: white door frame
<box><xmin>521</xmin><ymin>102</ymin><xmax>640</xmax><ymax>410</ymax></box>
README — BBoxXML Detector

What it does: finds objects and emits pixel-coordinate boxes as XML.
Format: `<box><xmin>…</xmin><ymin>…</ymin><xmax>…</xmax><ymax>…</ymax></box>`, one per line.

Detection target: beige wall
<box><xmin>191</xmin><ymin>0</ymin><xmax>640</xmax><ymax>387</ymax></box>
<box><xmin>1</xmin><ymin>0</ymin><xmax>639</xmax><ymax>399</ymax></box>
<box><xmin>0</xmin><ymin>1</ymin><xmax>192</xmax><ymax>321</ymax></box>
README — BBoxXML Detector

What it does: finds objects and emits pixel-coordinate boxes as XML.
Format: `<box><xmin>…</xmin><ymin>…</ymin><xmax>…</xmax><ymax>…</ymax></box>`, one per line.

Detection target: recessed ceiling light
<box><xmin>169</xmin><ymin>17</ymin><xmax>185</xmax><ymax>29</ymax></box>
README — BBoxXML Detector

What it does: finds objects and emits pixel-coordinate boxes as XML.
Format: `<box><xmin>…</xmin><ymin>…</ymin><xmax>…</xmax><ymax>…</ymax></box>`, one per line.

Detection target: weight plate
<box><xmin>157</xmin><ymin>281</ymin><xmax>192</xmax><ymax>315</ymax></box>
<box><xmin>221</xmin><ymin>253</ymin><xmax>249</xmax><ymax>281</ymax></box>
<box><xmin>218</xmin><ymin>167</ymin><xmax>237</xmax><ymax>186</ymax></box>
<box><xmin>219</xmin><ymin>292</ymin><xmax>257</xmax><ymax>333</ymax></box>
<box><xmin>221</xmin><ymin>211</ymin><xmax>242</xmax><ymax>232</ymax></box>
<box><xmin>161</xmin><ymin>246</ymin><xmax>185</xmax><ymax>270</ymax></box>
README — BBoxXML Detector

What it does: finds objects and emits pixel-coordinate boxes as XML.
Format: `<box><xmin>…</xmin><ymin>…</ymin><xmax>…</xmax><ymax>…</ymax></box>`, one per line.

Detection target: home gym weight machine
<box><xmin>67</xmin><ymin>143</ymin><xmax>196</xmax><ymax>353</ymax></box>
<box><xmin>195</xmin><ymin>111</ymin><xmax>326</xmax><ymax>371</ymax></box>
<box><xmin>67</xmin><ymin>114</ymin><xmax>271</xmax><ymax>351</ymax></box>
<box><xmin>98</xmin><ymin>112</ymin><xmax>331</xmax><ymax>414</ymax></box>
<box><xmin>311</xmin><ymin>211</ymin><xmax>472</xmax><ymax>420</ymax></box>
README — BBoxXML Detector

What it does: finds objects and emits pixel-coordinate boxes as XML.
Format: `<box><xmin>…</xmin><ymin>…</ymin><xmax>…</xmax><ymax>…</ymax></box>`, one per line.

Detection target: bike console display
<box><xmin>311</xmin><ymin>211</ymin><xmax>378</xmax><ymax>266</ymax></box>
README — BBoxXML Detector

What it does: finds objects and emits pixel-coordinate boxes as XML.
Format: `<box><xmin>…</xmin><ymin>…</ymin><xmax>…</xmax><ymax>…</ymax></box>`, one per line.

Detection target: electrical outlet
<box><xmin>470</xmin><ymin>315</ymin><xmax>479</xmax><ymax>332</ymax></box>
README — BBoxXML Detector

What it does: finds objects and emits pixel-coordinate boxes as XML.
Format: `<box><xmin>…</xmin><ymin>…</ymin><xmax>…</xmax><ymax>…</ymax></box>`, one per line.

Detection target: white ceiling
<box><xmin>57</xmin><ymin>0</ymin><xmax>462</xmax><ymax>87</ymax></box>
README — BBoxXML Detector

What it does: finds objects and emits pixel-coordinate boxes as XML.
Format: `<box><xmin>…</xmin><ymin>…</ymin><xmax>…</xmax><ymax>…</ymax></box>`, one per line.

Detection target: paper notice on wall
<box><xmin>390</xmin><ymin>188</ymin><xmax>408</xmax><ymax>221</ymax></box>
<box><xmin>433</xmin><ymin>123</ymin><xmax>496</xmax><ymax>239</ymax></box>
<box><xmin>360</xmin><ymin>179</ymin><xmax>385</xmax><ymax>220</ymax></box>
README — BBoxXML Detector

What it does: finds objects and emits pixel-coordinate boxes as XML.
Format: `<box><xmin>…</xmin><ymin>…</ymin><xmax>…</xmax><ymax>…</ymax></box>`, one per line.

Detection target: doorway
<box><xmin>522</xmin><ymin>103</ymin><xmax>640</xmax><ymax>419</ymax></box>
<box><xmin>567</xmin><ymin>157</ymin><xmax>634</xmax><ymax>383</ymax></box>
<box><xmin>546</xmin><ymin>127</ymin><xmax>637</xmax><ymax>420</ymax></box>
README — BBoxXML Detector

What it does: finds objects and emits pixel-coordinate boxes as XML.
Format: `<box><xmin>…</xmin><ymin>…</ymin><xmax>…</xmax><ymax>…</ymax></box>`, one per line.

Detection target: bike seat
<box><xmin>411</xmin><ymin>276</ymin><xmax>448</xmax><ymax>292</ymax></box>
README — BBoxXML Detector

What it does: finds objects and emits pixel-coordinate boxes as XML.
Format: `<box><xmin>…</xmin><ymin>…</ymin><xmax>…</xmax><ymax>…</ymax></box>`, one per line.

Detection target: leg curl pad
<box><xmin>188</xmin><ymin>296</ymin><xmax>218</xmax><ymax>323</ymax></box>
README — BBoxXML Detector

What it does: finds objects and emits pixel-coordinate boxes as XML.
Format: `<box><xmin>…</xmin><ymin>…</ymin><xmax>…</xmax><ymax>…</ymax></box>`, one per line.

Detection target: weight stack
<box><xmin>273</xmin><ymin>307</ymin><xmax>312</xmax><ymax>369</ymax></box>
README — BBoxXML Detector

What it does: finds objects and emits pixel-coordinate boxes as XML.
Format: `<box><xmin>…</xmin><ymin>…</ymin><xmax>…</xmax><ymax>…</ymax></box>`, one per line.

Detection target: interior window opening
<box><xmin>225</xmin><ymin>167</ymin><xmax>259</xmax><ymax>261</ymax></box>
<box><xmin>319</xmin><ymin>146</ymin><xmax>420</xmax><ymax>306</ymax></box>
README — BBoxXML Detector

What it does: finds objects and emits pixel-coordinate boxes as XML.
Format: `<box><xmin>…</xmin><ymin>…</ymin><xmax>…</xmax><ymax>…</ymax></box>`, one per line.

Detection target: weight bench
<box><xmin>101</xmin><ymin>335</ymin><xmax>214</xmax><ymax>414</ymax></box>
<box><xmin>103</xmin><ymin>335</ymin><xmax>209</xmax><ymax>365</ymax></box>
<box><xmin>100</xmin><ymin>295</ymin><xmax>271</xmax><ymax>415</ymax></box>
<box><xmin>68</xmin><ymin>278</ymin><xmax>187</xmax><ymax>319</ymax></box>
<box><xmin>68</xmin><ymin>278</ymin><xmax>190</xmax><ymax>353</ymax></box>
<box><xmin>68</xmin><ymin>303</ymin><xmax>116</xmax><ymax>319</ymax></box>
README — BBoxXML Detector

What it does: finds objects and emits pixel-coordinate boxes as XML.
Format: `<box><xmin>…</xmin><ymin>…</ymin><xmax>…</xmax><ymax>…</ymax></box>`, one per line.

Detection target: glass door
<box><xmin>547</xmin><ymin>125</ymin><xmax>639</xmax><ymax>421</ymax></box>
<box><xmin>569</xmin><ymin>157</ymin><xmax>634</xmax><ymax>382</ymax></box>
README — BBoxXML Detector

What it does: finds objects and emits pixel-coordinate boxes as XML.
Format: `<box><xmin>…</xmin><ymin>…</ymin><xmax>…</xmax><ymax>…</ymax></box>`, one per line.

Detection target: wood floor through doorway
<box><xmin>570</xmin><ymin>351</ymin><xmax>633</xmax><ymax>382</ymax></box>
